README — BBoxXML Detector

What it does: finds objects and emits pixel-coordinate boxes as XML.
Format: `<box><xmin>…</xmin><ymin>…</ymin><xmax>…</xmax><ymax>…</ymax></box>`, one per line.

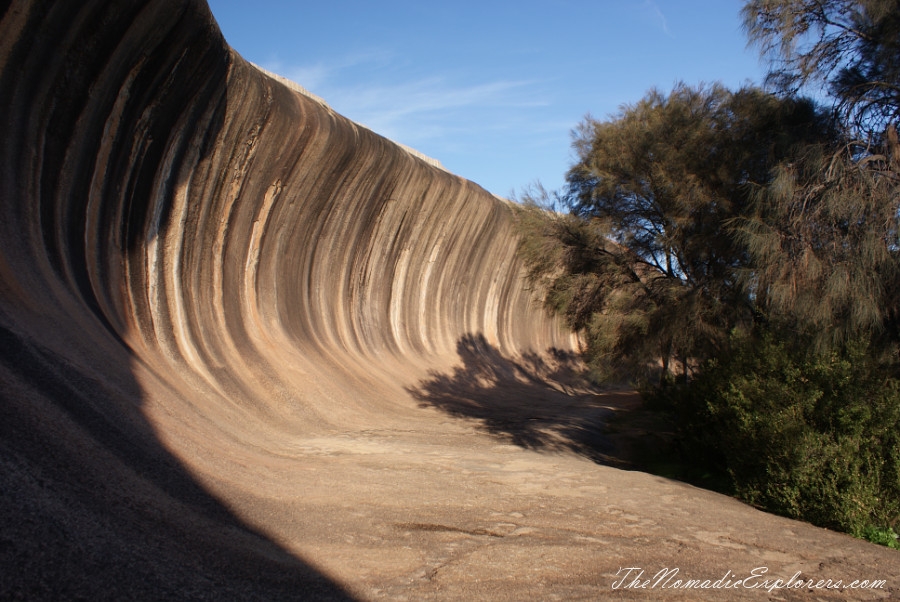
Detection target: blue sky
<box><xmin>207</xmin><ymin>1</ymin><xmax>767</xmax><ymax>198</ymax></box>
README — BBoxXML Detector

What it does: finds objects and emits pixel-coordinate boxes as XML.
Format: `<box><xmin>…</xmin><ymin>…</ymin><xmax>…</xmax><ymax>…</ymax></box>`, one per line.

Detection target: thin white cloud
<box><xmin>335</xmin><ymin>78</ymin><xmax>547</xmax><ymax>145</ymax></box>
<box><xmin>261</xmin><ymin>49</ymin><xmax>395</xmax><ymax>92</ymax></box>
<box><xmin>284</xmin><ymin>63</ymin><xmax>331</xmax><ymax>91</ymax></box>
<box><xmin>339</xmin><ymin>78</ymin><xmax>539</xmax><ymax>119</ymax></box>
<box><xmin>264</xmin><ymin>55</ymin><xmax>550</xmax><ymax>148</ymax></box>
<box><xmin>643</xmin><ymin>0</ymin><xmax>673</xmax><ymax>38</ymax></box>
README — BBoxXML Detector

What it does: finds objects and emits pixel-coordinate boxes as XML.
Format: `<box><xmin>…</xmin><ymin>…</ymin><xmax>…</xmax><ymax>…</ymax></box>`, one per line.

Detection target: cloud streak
<box><xmin>334</xmin><ymin>77</ymin><xmax>544</xmax><ymax>137</ymax></box>
<box><xmin>264</xmin><ymin>55</ymin><xmax>550</xmax><ymax>148</ymax></box>
<box><xmin>643</xmin><ymin>0</ymin><xmax>673</xmax><ymax>38</ymax></box>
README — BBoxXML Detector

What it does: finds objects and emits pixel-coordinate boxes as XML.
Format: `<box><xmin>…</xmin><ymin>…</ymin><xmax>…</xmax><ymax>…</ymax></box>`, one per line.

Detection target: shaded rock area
<box><xmin>0</xmin><ymin>1</ymin><xmax>897</xmax><ymax>600</ymax></box>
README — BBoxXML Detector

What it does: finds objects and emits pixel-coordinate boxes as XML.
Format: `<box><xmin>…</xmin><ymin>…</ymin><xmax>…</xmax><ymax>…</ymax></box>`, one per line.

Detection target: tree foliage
<box><xmin>739</xmin><ymin>0</ymin><xmax>900</xmax><ymax>353</ymax></box>
<box><xmin>736</xmin><ymin>132</ymin><xmax>900</xmax><ymax>350</ymax></box>
<box><xmin>653</xmin><ymin>331</ymin><xmax>900</xmax><ymax>536</ymax></box>
<box><xmin>516</xmin><ymin>0</ymin><xmax>900</xmax><ymax>545</ymax></box>
<box><xmin>743</xmin><ymin>0</ymin><xmax>900</xmax><ymax>135</ymax></box>
<box><xmin>518</xmin><ymin>83</ymin><xmax>831</xmax><ymax>382</ymax></box>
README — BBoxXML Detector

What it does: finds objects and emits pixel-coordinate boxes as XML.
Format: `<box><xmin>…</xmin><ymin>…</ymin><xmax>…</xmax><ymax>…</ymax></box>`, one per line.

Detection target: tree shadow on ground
<box><xmin>408</xmin><ymin>333</ymin><xmax>675</xmax><ymax>469</ymax></box>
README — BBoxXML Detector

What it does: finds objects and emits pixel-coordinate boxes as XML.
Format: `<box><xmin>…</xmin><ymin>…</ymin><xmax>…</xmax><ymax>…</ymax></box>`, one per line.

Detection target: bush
<box><xmin>860</xmin><ymin>526</ymin><xmax>900</xmax><ymax>550</ymax></box>
<box><xmin>652</xmin><ymin>331</ymin><xmax>900</xmax><ymax>540</ymax></box>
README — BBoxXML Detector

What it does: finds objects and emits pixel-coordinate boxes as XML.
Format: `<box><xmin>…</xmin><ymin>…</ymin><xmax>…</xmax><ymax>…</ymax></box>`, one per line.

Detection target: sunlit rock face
<box><xmin>0</xmin><ymin>0</ymin><xmax>571</xmax><ymax>597</ymax></box>
<box><xmin>0</xmin><ymin>0</ymin><xmax>570</xmax><ymax>412</ymax></box>
<box><xmin>7</xmin><ymin>2</ymin><xmax>898</xmax><ymax>600</ymax></box>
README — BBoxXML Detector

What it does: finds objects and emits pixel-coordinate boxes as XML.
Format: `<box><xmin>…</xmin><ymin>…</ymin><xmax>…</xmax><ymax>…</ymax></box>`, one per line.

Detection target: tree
<box><xmin>652</xmin><ymin>328</ymin><xmax>900</xmax><ymax>538</ymax></box>
<box><xmin>517</xmin><ymin>2</ymin><xmax>900</xmax><ymax>546</ymax></box>
<box><xmin>738</xmin><ymin>0</ymin><xmax>900</xmax><ymax>357</ymax></box>
<box><xmin>735</xmin><ymin>127</ymin><xmax>900</xmax><ymax>352</ymax></box>
<box><xmin>517</xmin><ymin>83</ymin><xmax>832</xmax><ymax>383</ymax></box>
<box><xmin>743</xmin><ymin>0</ymin><xmax>900</xmax><ymax>136</ymax></box>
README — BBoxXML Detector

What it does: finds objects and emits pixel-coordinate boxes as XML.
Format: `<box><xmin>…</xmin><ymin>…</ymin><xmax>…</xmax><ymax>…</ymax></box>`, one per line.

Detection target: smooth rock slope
<box><xmin>0</xmin><ymin>1</ymin><xmax>897</xmax><ymax>600</ymax></box>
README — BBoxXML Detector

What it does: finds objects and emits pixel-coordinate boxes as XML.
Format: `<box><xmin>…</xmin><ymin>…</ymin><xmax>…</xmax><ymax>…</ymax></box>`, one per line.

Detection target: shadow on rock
<box><xmin>408</xmin><ymin>333</ymin><xmax>648</xmax><ymax>467</ymax></box>
<box><xmin>0</xmin><ymin>1</ymin><xmax>356</xmax><ymax>599</ymax></box>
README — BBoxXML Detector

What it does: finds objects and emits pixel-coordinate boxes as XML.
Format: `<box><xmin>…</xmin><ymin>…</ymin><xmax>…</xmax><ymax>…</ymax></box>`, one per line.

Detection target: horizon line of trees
<box><xmin>515</xmin><ymin>0</ymin><xmax>900</xmax><ymax>546</ymax></box>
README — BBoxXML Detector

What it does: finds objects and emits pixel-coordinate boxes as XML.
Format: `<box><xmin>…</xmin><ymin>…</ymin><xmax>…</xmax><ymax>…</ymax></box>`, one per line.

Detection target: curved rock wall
<box><xmin>4</xmin><ymin>3</ymin><xmax>899</xmax><ymax>599</ymax></box>
<box><xmin>0</xmin><ymin>0</ymin><xmax>571</xmax><ymax>427</ymax></box>
<box><xmin>0</xmin><ymin>0</ymin><xmax>572</xmax><ymax>596</ymax></box>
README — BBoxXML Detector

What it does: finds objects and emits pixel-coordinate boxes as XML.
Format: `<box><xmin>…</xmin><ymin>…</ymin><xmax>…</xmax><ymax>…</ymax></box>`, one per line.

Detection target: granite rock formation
<box><xmin>0</xmin><ymin>1</ymin><xmax>897</xmax><ymax>600</ymax></box>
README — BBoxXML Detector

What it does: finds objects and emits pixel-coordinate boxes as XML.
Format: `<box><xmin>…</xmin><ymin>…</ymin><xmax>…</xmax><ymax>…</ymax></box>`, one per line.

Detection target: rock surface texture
<box><xmin>0</xmin><ymin>1</ymin><xmax>897</xmax><ymax>600</ymax></box>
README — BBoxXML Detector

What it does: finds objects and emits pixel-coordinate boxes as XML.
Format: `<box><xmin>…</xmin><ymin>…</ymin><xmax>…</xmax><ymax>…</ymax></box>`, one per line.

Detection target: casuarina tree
<box><xmin>518</xmin><ymin>83</ymin><xmax>831</xmax><ymax>383</ymax></box>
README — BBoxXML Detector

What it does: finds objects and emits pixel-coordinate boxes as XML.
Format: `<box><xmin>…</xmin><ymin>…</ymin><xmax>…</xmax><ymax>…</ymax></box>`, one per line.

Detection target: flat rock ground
<box><xmin>1</xmin><ymin>1</ymin><xmax>898</xmax><ymax>599</ymax></box>
<box><xmin>134</xmin><ymin>348</ymin><xmax>899</xmax><ymax>602</ymax></box>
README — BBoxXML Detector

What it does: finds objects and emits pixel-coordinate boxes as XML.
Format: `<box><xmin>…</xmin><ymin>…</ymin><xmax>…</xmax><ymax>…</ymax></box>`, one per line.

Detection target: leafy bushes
<box><xmin>516</xmin><ymin>0</ymin><xmax>900</xmax><ymax>548</ymax></box>
<box><xmin>653</xmin><ymin>331</ymin><xmax>900</xmax><ymax>539</ymax></box>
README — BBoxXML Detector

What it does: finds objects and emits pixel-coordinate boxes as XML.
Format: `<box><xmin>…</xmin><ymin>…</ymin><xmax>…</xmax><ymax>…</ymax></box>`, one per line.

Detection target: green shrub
<box><xmin>652</xmin><ymin>331</ymin><xmax>900</xmax><ymax>541</ymax></box>
<box><xmin>861</xmin><ymin>526</ymin><xmax>900</xmax><ymax>550</ymax></box>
